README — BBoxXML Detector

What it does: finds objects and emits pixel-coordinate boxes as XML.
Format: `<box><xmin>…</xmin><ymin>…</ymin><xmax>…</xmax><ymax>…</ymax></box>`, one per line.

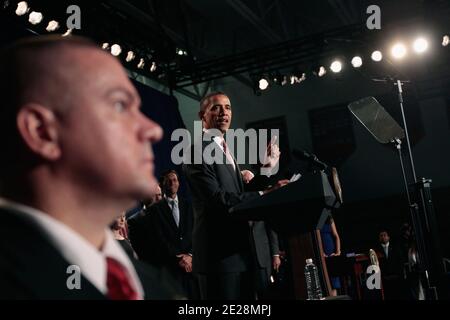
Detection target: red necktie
<box><xmin>106</xmin><ymin>257</ymin><xmax>138</xmax><ymax>300</ymax></box>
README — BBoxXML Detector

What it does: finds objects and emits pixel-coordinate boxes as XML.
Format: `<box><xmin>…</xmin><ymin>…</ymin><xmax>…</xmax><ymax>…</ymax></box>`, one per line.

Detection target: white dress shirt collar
<box><xmin>201</xmin><ymin>128</ymin><xmax>226</xmax><ymax>149</ymax></box>
<box><xmin>0</xmin><ymin>198</ymin><xmax>144</xmax><ymax>299</ymax></box>
<box><xmin>212</xmin><ymin>135</ymin><xmax>226</xmax><ymax>152</ymax></box>
<box><xmin>202</xmin><ymin>128</ymin><xmax>236</xmax><ymax>169</ymax></box>
<box><xmin>381</xmin><ymin>242</ymin><xmax>389</xmax><ymax>258</ymax></box>
<box><xmin>164</xmin><ymin>194</ymin><xmax>179</xmax><ymax>204</ymax></box>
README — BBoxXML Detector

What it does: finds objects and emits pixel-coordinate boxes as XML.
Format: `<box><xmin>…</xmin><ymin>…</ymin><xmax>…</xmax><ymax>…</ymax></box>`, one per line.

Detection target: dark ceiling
<box><xmin>1</xmin><ymin>0</ymin><xmax>449</xmax><ymax>99</ymax></box>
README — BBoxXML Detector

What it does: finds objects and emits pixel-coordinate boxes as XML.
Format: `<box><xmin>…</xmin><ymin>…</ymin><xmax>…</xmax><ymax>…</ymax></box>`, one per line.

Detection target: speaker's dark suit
<box><xmin>183</xmin><ymin>138</ymin><xmax>260</xmax><ymax>299</ymax></box>
<box><xmin>0</xmin><ymin>208</ymin><xmax>180</xmax><ymax>299</ymax></box>
<box><xmin>250</xmin><ymin>221</ymin><xmax>280</xmax><ymax>298</ymax></box>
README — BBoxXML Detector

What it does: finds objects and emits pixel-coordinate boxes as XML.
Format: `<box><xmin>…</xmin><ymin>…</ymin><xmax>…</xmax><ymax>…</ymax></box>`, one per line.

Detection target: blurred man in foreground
<box><xmin>0</xmin><ymin>35</ymin><xmax>181</xmax><ymax>299</ymax></box>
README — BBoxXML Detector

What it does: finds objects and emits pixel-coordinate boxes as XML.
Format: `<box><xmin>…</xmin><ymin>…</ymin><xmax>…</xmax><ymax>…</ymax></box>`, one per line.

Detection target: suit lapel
<box><xmin>202</xmin><ymin>138</ymin><xmax>240</xmax><ymax>191</ymax></box>
<box><xmin>235</xmin><ymin>162</ymin><xmax>244</xmax><ymax>192</ymax></box>
<box><xmin>221</xmin><ymin>145</ymin><xmax>241</xmax><ymax>191</ymax></box>
<box><xmin>225</xmin><ymin>162</ymin><xmax>241</xmax><ymax>190</ymax></box>
<box><xmin>177</xmin><ymin>198</ymin><xmax>186</xmax><ymax>232</ymax></box>
<box><xmin>1</xmin><ymin>209</ymin><xmax>106</xmax><ymax>299</ymax></box>
<box><xmin>202</xmin><ymin>135</ymin><xmax>243</xmax><ymax>192</ymax></box>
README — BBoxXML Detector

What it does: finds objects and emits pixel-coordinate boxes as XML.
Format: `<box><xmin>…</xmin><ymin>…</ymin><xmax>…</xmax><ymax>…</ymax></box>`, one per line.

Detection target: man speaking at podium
<box><xmin>183</xmin><ymin>91</ymin><xmax>288</xmax><ymax>300</ymax></box>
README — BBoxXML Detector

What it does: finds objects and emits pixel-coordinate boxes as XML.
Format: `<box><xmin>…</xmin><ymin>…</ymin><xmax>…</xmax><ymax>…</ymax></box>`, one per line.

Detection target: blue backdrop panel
<box><xmin>129</xmin><ymin>80</ymin><xmax>189</xmax><ymax>214</ymax></box>
<box><xmin>132</xmin><ymin>79</ymin><xmax>186</xmax><ymax>179</ymax></box>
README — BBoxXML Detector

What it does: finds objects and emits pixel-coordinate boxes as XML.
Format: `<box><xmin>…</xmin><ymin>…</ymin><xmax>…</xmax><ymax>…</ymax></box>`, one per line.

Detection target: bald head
<box><xmin>0</xmin><ymin>35</ymin><xmax>114</xmax><ymax>180</ymax></box>
<box><xmin>0</xmin><ymin>35</ymin><xmax>99</xmax><ymax>113</ymax></box>
<box><xmin>0</xmin><ymin>35</ymin><xmax>163</xmax><ymax>245</ymax></box>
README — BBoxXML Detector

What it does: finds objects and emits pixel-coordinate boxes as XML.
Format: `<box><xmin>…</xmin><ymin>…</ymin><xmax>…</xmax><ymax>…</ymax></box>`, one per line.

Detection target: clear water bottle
<box><xmin>304</xmin><ymin>258</ymin><xmax>323</xmax><ymax>300</ymax></box>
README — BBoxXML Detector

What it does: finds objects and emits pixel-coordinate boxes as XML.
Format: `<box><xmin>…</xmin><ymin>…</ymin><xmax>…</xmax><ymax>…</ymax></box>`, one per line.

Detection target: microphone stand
<box><xmin>391</xmin><ymin>79</ymin><xmax>441</xmax><ymax>300</ymax></box>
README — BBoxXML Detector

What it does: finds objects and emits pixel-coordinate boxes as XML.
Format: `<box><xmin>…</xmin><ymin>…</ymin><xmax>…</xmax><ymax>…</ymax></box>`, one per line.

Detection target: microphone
<box><xmin>292</xmin><ymin>149</ymin><xmax>328</xmax><ymax>171</ymax></box>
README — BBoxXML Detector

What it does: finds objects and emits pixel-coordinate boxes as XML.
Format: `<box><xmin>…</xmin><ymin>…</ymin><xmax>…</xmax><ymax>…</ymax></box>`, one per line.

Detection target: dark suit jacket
<box><xmin>0</xmin><ymin>208</ymin><xmax>180</xmax><ymax>299</ymax></box>
<box><xmin>128</xmin><ymin>207</ymin><xmax>160</xmax><ymax>265</ymax></box>
<box><xmin>376</xmin><ymin>243</ymin><xmax>403</xmax><ymax>277</ymax></box>
<box><xmin>183</xmin><ymin>139</ymin><xmax>260</xmax><ymax>273</ymax></box>
<box><xmin>150</xmin><ymin>197</ymin><xmax>193</xmax><ymax>270</ymax></box>
<box><xmin>250</xmin><ymin>221</ymin><xmax>280</xmax><ymax>271</ymax></box>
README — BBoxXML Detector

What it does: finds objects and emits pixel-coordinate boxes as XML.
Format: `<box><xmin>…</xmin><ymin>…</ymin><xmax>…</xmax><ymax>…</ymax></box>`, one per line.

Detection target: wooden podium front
<box><xmin>230</xmin><ymin>172</ymin><xmax>339</xmax><ymax>299</ymax></box>
<box><xmin>287</xmin><ymin>230</ymin><xmax>332</xmax><ymax>299</ymax></box>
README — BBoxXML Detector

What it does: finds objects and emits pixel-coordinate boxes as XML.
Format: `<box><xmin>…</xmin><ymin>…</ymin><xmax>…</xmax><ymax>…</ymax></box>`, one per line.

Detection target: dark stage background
<box><xmin>2</xmin><ymin>8</ymin><xmax>449</xmax><ymax>261</ymax></box>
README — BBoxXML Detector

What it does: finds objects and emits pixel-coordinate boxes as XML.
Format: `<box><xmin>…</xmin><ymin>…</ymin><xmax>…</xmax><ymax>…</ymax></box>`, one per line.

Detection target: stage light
<box><xmin>289</xmin><ymin>72</ymin><xmax>306</xmax><ymax>84</ymax></box>
<box><xmin>101</xmin><ymin>42</ymin><xmax>110</xmax><ymax>50</ymax></box>
<box><xmin>15</xmin><ymin>1</ymin><xmax>28</xmax><ymax>16</ymax></box>
<box><xmin>317</xmin><ymin>66</ymin><xmax>326</xmax><ymax>77</ymax></box>
<box><xmin>137</xmin><ymin>58</ymin><xmax>145</xmax><ymax>69</ymax></box>
<box><xmin>46</xmin><ymin>20</ymin><xmax>59</xmax><ymax>32</ymax></box>
<box><xmin>296</xmin><ymin>72</ymin><xmax>306</xmax><ymax>82</ymax></box>
<box><xmin>258</xmin><ymin>78</ymin><xmax>269</xmax><ymax>90</ymax></box>
<box><xmin>110</xmin><ymin>44</ymin><xmax>122</xmax><ymax>56</ymax></box>
<box><xmin>371</xmin><ymin>50</ymin><xmax>383</xmax><ymax>62</ymax></box>
<box><xmin>2</xmin><ymin>0</ymin><xmax>10</xmax><ymax>9</ymax></box>
<box><xmin>272</xmin><ymin>73</ymin><xmax>290</xmax><ymax>86</ymax></box>
<box><xmin>126</xmin><ymin>51</ymin><xmax>135</xmax><ymax>62</ymax></box>
<box><xmin>62</xmin><ymin>29</ymin><xmax>72</xmax><ymax>37</ymax></box>
<box><xmin>289</xmin><ymin>75</ymin><xmax>296</xmax><ymax>85</ymax></box>
<box><xmin>443</xmin><ymin>35</ymin><xmax>449</xmax><ymax>47</ymax></box>
<box><xmin>177</xmin><ymin>49</ymin><xmax>183</xmax><ymax>56</ymax></box>
<box><xmin>150</xmin><ymin>62</ymin><xmax>157</xmax><ymax>72</ymax></box>
<box><xmin>330</xmin><ymin>60</ymin><xmax>342</xmax><ymax>73</ymax></box>
<box><xmin>313</xmin><ymin>66</ymin><xmax>326</xmax><ymax>77</ymax></box>
<box><xmin>28</xmin><ymin>11</ymin><xmax>43</xmax><ymax>25</ymax></box>
<box><xmin>351</xmin><ymin>56</ymin><xmax>363</xmax><ymax>68</ymax></box>
<box><xmin>391</xmin><ymin>43</ymin><xmax>407</xmax><ymax>59</ymax></box>
<box><xmin>413</xmin><ymin>37</ymin><xmax>428</xmax><ymax>53</ymax></box>
<box><xmin>272</xmin><ymin>73</ymin><xmax>283</xmax><ymax>86</ymax></box>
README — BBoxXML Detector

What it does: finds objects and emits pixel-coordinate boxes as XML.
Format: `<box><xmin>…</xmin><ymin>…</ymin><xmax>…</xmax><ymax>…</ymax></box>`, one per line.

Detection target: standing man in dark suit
<box><xmin>183</xmin><ymin>91</ymin><xmax>288</xmax><ymax>300</ymax></box>
<box><xmin>149</xmin><ymin>170</ymin><xmax>199</xmax><ymax>299</ymax></box>
<box><xmin>127</xmin><ymin>184</ymin><xmax>163</xmax><ymax>264</ymax></box>
<box><xmin>243</xmin><ymin>170</ymin><xmax>282</xmax><ymax>299</ymax></box>
<box><xmin>0</xmin><ymin>36</ymin><xmax>179</xmax><ymax>299</ymax></box>
<box><xmin>376</xmin><ymin>229</ymin><xmax>404</xmax><ymax>299</ymax></box>
<box><xmin>250</xmin><ymin>221</ymin><xmax>281</xmax><ymax>299</ymax></box>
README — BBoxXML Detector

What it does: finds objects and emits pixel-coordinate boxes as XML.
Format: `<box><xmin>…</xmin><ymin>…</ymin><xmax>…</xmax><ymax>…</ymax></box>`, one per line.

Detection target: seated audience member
<box><xmin>0</xmin><ymin>35</ymin><xmax>180</xmax><ymax>299</ymax></box>
<box><xmin>128</xmin><ymin>184</ymin><xmax>163</xmax><ymax>220</ymax></box>
<box><xmin>111</xmin><ymin>214</ymin><xmax>138</xmax><ymax>260</ymax></box>
<box><xmin>128</xmin><ymin>185</ymin><xmax>163</xmax><ymax>264</ymax></box>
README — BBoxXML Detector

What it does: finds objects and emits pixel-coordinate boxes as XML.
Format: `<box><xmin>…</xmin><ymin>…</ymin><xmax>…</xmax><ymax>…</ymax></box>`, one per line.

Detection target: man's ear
<box><xmin>16</xmin><ymin>104</ymin><xmax>61</xmax><ymax>161</ymax></box>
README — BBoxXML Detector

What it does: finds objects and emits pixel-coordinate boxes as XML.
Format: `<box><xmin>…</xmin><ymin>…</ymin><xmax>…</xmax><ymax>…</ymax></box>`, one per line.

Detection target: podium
<box><xmin>230</xmin><ymin>171</ymin><xmax>340</xmax><ymax>299</ymax></box>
